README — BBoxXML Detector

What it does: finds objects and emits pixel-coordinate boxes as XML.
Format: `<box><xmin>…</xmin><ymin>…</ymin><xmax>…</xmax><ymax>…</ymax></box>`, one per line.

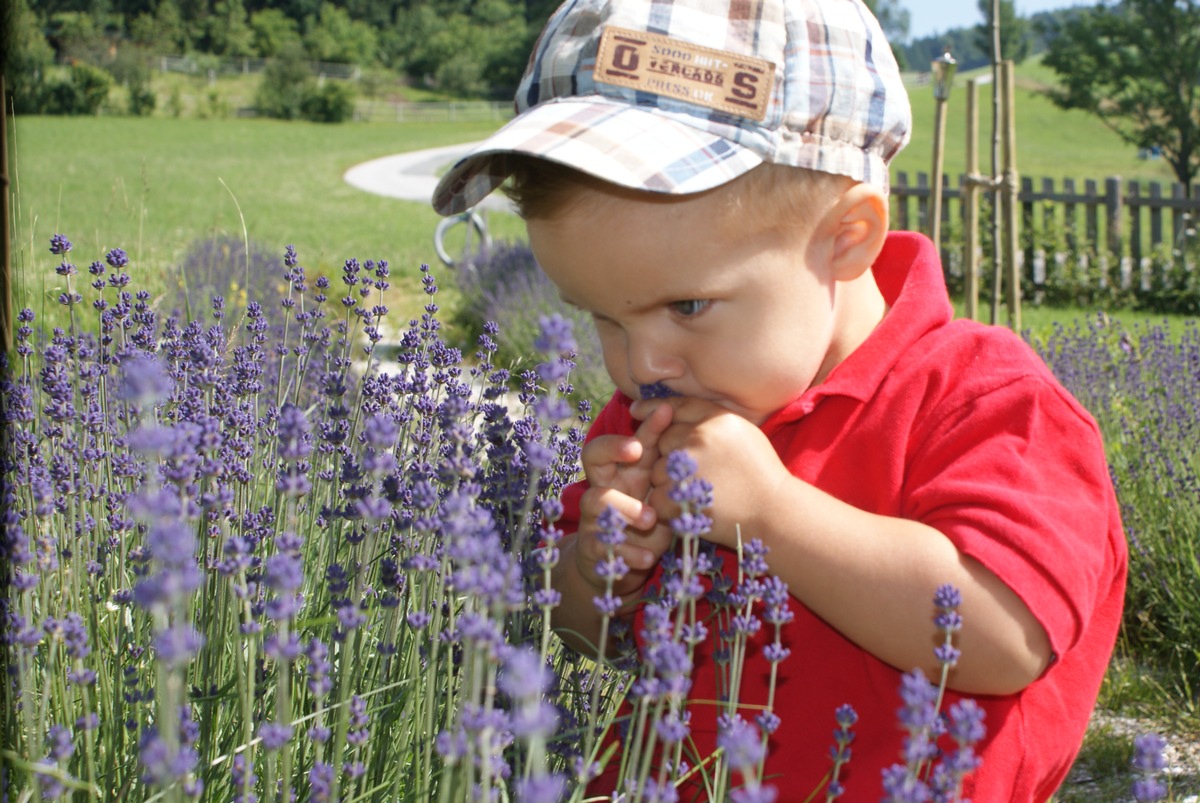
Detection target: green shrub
<box><xmin>42</xmin><ymin>62</ymin><xmax>114</xmax><ymax>115</ymax></box>
<box><xmin>299</xmin><ymin>81</ymin><xmax>355</xmax><ymax>123</ymax></box>
<box><xmin>254</xmin><ymin>44</ymin><xmax>312</xmax><ymax>120</ymax></box>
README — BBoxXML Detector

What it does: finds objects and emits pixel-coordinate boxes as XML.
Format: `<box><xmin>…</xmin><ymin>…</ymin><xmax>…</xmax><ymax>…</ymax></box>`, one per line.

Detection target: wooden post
<box><xmin>930</xmin><ymin>95</ymin><xmax>950</xmax><ymax>254</ymax></box>
<box><xmin>1129</xmin><ymin>180</ymin><xmax>1143</xmax><ymax>288</ymax></box>
<box><xmin>895</xmin><ymin>171</ymin><xmax>912</xmax><ymax>231</ymax></box>
<box><xmin>1172</xmin><ymin>184</ymin><xmax>1187</xmax><ymax>247</ymax></box>
<box><xmin>1000</xmin><ymin>60</ymin><xmax>1020</xmax><ymax>332</ymax></box>
<box><xmin>1063</xmin><ymin>177</ymin><xmax>1078</xmax><ymax>256</ymax></box>
<box><xmin>1148</xmin><ymin>182</ymin><xmax>1163</xmax><ymax>251</ymax></box>
<box><xmin>1105</xmin><ymin>177</ymin><xmax>1123</xmax><ymax>290</ymax></box>
<box><xmin>964</xmin><ymin>78</ymin><xmax>981</xmax><ymax>322</ymax></box>
<box><xmin>1</xmin><ymin>76</ymin><xmax>11</xmax><ymax>359</ymax></box>
<box><xmin>917</xmin><ymin>172</ymin><xmax>930</xmax><ymax>234</ymax></box>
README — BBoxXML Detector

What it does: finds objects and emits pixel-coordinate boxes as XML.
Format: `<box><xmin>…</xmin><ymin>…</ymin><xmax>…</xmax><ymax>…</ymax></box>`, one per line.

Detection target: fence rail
<box><xmin>353</xmin><ymin>100</ymin><xmax>513</xmax><ymax>124</ymax></box>
<box><xmin>157</xmin><ymin>54</ymin><xmax>361</xmax><ymax>80</ymax></box>
<box><xmin>892</xmin><ymin>171</ymin><xmax>1199</xmax><ymax>291</ymax></box>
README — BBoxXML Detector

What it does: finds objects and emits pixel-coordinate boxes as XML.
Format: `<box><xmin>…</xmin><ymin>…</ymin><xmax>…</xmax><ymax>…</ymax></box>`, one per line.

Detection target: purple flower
<box><xmin>934</xmin><ymin>643</ymin><xmax>961</xmax><ymax>667</ymax></box>
<box><xmin>665</xmin><ymin>450</ymin><xmax>698</xmax><ymax>483</ymax></box>
<box><xmin>592</xmin><ymin>593</ymin><xmax>622</xmax><ymax>616</ymax></box>
<box><xmin>880</xmin><ymin>764</ymin><xmax>932</xmax><ymax>803</ymax></box>
<box><xmin>1133</xmin><ymin>733</ymin><xmax>1168</xmax><ymax>773</ymax></box>
<box><xmin>717</xmin><ymin>714</ymin><xmax>765</xmax><ymax>772</ymax></box>
<box><xmin>106</xmin><ymin>247</ymin><xmax>129</xmax><ymax>268</ymax></box>
<box><xmin>309</xmin><ymin>762</ymin><xmax>335</xmax><ymax>802</ymax></box>
<box><xmin>515</xmin><ymin>774</ymin><xmax>568</xmax><ymax>803</ymax></box>
<box><xmin>276</xmin><ymin>403</ymin><xmax>312</xmax><ymax>462</ymax></box>
<box><xmin>639</xmin><ymin>381</ymin><xmax>680</xmax><ymax>399</ymax></box>
<box><xmin>947</xmin><ymin>699</ymin><xmax>986</xmax><ymax>746</ymax></box>
<box><xmin>594</xmin><ymin>506</ymin><xmax>627</xmax><ymax>547</ymax></box>
<box><xmin>534</xmin><ymin>313</ymin><xmax>576</xmax><ymax>356</ymax></box>
<box><xmin>117</xmin><ymin>352</ymin><xmax>173</xmax><ymax>404</ymax></box>
<box><xmin>730</xmin><ymin>787</ymin><xmax>777</xmax><ymax>803</ymax></box>
<box><xmin>138</xmin><ymin>730</ymin><xmax>198</xmax><ymax>787</ymax></box>
<box><xmin>49</xmin><ymin>234</ymin><xmax>72</xmax><ymax>255</ymax></box>
<box><xmin>933</xmin><ymin>584</ymin><xmax>962</xmax><ymax>610</ymax></box>
<box><xmin>1132</xmin><ymin>733</ymin><xmax>1169</xmax><ymax>802</ymax></box>
<box><xmin>499</xmin><ymin>648</ymin><xmax>552</xmax><ymax>700</ymax></box>
<box><xmin>258</xmin><ymin>721</ymin><xmax>293</xmax><ymax>751</ymax></box>
<box><xmin>654</xmin><ymin>711</ymin><xmax>691</xmax><ymax>744</ymax></box>
<box><xmin>264</xmin><ymin>552</ymin><xmax>303</xmax><ymax>592</ymax></box>
<box><xmin>45</xmin><ymin>725</ymin><xmax>75</xmax><ymax>761</ymax></box>
<box><xmin>152</xmin><ymin>624</ymin><xmax>204</xmax><ymax>669</ymax></box>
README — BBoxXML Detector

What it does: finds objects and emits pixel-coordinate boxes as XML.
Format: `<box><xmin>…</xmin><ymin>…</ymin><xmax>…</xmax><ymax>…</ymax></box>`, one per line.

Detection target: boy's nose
<box><xmin>626</xmin><ymin>336</ymin><xmax>681</xmax><ymax>386</ymax></box>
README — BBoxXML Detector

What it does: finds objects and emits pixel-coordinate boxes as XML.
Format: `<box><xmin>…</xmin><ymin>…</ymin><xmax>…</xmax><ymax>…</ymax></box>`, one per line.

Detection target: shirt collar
<box><xmin>761</xmin><ymin>232</ymin><xmax>952</xmax><ymax>435</ymax></box>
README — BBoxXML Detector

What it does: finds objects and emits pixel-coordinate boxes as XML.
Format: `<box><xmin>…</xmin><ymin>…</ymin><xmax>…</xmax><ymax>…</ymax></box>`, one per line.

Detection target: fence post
<box><xmin>1021</xmin><ymin>175</ymin><xmax>1035</xmax><ymax>289</ymax></box>
<box><xmin>1105</xmin><ymin>177</ymin><xmax>1123</xmax><ymax>289</ymax></box>
<box><xmin>1172</xmin><ymin>183</ymin><xmax>1188</xmax><ymax>248</ymax></box>
<box><xmin>894</xmin><ymin>171</ymin><xmax>911</xmax><ymax>231</ymax></box>
<box><xmin>916</xmin><ymin>172</ymin><xmax>929</xmax><ymax>235</ymax></box>
<box><xmin>1128</xmin><ymin>180</ymin><xmax>1143</xmax><ymax>289</ymax></box>
<box><xmin>963</xmin><ymin>78</ymin><xmax>981</xmax><ymax>322</ymax></box>
<box><xmin>1000</xmin><ymin>60</ymin><xmax>1020</xmax><ymax>332</ymax></box>
<box><xmin>1085</xmin><ymin>179</ymin><xmax>1100</xmax><ymax>278</ymax></box>
<box><xmin>1063</xmin><ymin>177</ymin><xmax>1077</xmax><ymax>256</ymax></box>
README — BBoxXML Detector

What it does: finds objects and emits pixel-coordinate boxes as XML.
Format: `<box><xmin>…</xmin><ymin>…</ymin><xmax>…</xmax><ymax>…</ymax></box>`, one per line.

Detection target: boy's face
<box><xmin>526</xmin><ymin>178</ymin><xmax>862</xmax><ymax>426</ymax></box>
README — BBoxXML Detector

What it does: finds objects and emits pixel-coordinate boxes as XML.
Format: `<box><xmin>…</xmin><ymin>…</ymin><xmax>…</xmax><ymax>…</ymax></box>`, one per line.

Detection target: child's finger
<box><xmin>631</xmin><ymin>400</ymin><xmax>674</xmax><ymax>466</ymax></box>
<box><xmin>581</xmin><ymin>433</ymin><xmax>646</xmax><ymax>488</ymax></box>
<box><xmin>580</xmin><ymin>485</ymin><xmax>657</xmax><ymax>533</ymax></box>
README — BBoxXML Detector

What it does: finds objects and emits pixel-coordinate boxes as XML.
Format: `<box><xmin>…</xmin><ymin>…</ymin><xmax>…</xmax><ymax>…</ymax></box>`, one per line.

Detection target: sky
<box><xmin>902</xmin><ymin>0</ymin><xmax>1087</xmax><ymax>40</ymax></box>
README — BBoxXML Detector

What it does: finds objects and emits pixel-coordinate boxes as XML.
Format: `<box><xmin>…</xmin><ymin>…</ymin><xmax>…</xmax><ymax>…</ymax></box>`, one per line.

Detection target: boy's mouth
<box><xmin>639</xmin><ymin>382</ymin><xmax>680</xmax><ymax>399</ymax></box>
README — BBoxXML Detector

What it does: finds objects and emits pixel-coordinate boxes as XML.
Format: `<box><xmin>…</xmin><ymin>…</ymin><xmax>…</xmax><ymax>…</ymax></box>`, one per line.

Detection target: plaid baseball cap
<box><xmin>432</xmin><ymin>0</ymin><xmax>911</xmax><ymax>216</ymax></box>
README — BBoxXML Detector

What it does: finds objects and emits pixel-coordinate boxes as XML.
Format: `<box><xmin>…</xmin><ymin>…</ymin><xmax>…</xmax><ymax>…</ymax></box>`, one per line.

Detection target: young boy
<box><xmin>432</xmin><ymin>0</ymin><xmax>1127</xmax><ymax>800</ymax></box>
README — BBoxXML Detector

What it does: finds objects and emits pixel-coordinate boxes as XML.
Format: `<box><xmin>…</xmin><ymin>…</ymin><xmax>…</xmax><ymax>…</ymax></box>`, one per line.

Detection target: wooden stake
<box><xmin>964</xmin><ymin>79</ymin><xmax>980</xmax><ymax>322</ymax></box>
<box><xmin>1001</xmin><ymin>59</ymin><xmax>1021</xmax><ymax>332</ymax></box>
<box><xmin>1</xmin><ymin>76</ymin><xmax>11</xmax><ymax>358</ymax></box>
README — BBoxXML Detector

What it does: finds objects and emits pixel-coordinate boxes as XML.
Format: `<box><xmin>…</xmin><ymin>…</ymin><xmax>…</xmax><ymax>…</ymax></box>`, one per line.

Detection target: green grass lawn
<box><xmin>9</xmin><ymin>115</ymin><xmax>526</xmax><ymax>325</ymax></box>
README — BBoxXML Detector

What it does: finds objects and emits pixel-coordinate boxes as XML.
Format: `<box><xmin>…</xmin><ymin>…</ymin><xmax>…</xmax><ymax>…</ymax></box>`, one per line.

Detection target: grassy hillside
<box><xmin>893</xmin><ymin>56</ymin><xmax>1180</xmax><ymax>187</ymax></box>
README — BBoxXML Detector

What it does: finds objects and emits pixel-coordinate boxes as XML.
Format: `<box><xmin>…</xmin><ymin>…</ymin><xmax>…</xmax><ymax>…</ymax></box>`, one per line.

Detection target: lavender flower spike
<box><xmin>1131</xmin><ymin>733</ymin><xmax>1169</xmax><ymax>802</ymax></box>
<box><xmin>639</xmin><ymin>381</ymin><xmax>679</xmax><ymax>399</ymax></box>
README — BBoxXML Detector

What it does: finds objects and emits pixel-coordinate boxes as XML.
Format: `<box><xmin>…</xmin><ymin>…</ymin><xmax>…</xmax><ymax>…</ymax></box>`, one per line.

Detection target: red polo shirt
<box><xmin>561</xmin><ymin>232</ymin><xmax>1127</xmax><ymax>802</ymax></box>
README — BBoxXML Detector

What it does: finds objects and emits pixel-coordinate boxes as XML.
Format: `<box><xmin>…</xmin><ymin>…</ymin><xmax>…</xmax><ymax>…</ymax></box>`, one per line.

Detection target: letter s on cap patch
<box><xmin>594</xmin><ymin>26</ymin><xmax>775</xmax><ymax>122</ymax></box>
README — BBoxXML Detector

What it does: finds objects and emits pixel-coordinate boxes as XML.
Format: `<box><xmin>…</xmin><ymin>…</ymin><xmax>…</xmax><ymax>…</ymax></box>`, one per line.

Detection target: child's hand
<box><xmin>631</xmin><ymin>397</ymin><xmax>791</xmax><ymax>551</ymax></box>
<box><xmin>573</xmin><ymin>402</ymin><xmax>675</xmax><ymax>597</ymax></box>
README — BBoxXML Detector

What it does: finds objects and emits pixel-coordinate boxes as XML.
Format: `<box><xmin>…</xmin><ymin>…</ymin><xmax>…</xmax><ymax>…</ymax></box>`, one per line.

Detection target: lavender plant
<box><xmin>1033</xmin><ymin>315</ymin><xmax>1200</xmax><ymax>693</ymax></box>
<box><xmin>1</xmin><ymin>235</ymin><xmax>984</xmax><ymax>803</ymax></box>
<box><xmin>449</xmin><ymin>241</ymin><xmax>611</xmax><ymax>408</ymax></box>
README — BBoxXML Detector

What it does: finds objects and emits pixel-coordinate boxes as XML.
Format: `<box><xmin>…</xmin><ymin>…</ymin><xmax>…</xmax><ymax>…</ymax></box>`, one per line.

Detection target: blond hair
<box><xmin>502</xmin><ymin>155</ymin><xmax>855</xmax><ymax>236</ymax></box>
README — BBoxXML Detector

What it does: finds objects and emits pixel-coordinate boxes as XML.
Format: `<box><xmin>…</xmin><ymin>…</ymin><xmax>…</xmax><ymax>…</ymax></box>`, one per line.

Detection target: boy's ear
<box><xmin>824</xmin><ymin>184</ymin><xmax>889</xmax><ymax>281</ymax></box>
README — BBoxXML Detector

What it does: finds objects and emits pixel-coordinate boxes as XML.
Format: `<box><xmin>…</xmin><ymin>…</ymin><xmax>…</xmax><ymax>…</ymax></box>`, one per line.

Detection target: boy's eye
<box><xmin>668</xmin><ymin>299</ymin><xmax>711</xmax><ymax>317</ymax></box>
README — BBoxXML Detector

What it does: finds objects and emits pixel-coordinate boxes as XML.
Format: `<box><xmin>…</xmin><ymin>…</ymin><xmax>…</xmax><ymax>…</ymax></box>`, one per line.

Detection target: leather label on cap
<box><xmin>594</xmin><ymin>26</ymin><xmax>774</xmax><ymax>121</ymax></box>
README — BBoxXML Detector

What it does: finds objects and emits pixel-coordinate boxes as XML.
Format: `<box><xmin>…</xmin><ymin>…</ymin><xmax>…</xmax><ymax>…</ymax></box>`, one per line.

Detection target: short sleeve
<box><xmin>903</xmin><ymin>376</ymin><xmax>1121</xmax><ymax>658</ymax></box>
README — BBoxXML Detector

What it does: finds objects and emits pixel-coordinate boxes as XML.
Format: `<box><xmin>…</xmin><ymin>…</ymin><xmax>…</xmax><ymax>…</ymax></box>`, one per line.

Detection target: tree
<box><xmin>1042</xmin><ymin>0</ymin><xmax>1200</xmax><ymax>196</ymax></box>
<box><xmin>249</xmin><ymin>7</ymin><xmax>302</xmax><ymax>57</ymax></box>
<box><xmin>207</xmin><ymin>0</ymin><xmax>255</xmax><ymax>57</ymax></box>
<box><xmin>862</xmin><ymin>0</ymin><xmax>910</xmax><ymax>68</ymax></box>
<box><xmin>129</xmin><ymin>0</ymin><xmax>190</xmax><ymax>53</ymax></box>
<box><xmin>974</xmin><ymin>0</ymin><xmax>1030</xmax><ymax>64</ymax></box>
<box><xmin>3</xmin><ymin>0</ymin><xmax>56</xmax><ymax>113</ymax></box>
<box><xmin>302</xmin><ymin>4</ymin><xmax>378</xmax><ymax>65</ymax></box>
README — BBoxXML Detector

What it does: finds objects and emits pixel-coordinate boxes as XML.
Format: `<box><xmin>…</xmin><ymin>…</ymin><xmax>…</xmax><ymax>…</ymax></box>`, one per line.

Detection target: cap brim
<box><xmin>432</xmin><ymin>96</ymin><xmax>763</xmax><ymax>216</ymax></box>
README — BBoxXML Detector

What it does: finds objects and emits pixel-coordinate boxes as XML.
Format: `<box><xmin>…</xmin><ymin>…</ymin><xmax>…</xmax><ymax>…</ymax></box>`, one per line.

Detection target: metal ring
<box><xmin>434</xmin><ymin>210</ymin><xmax>490</xmax><ymax>268</ymax></box>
